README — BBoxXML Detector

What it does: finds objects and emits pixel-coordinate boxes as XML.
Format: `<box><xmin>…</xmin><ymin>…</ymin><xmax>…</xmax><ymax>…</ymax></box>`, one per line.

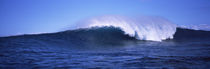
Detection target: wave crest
<box><xmin>74</xmin><ymin>15</ymin><xmax>177</xmax><ymax>41</ymax></box>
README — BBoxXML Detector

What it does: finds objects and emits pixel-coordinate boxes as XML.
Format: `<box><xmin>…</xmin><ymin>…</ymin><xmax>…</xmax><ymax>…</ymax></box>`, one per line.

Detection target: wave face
<box><xmin>74</xmin><ymin>16</ymin><xmax>177</xmax><ymax>41</ymax></box>
<box><xmin>60</xmin><ymin>26</ymin><xmax>136</xmax><ymax>45</ymax></box>
<box><xmin>0</xmin><ymin>27</ymin><xmax>137</xmax><ymax>46</ymax></box>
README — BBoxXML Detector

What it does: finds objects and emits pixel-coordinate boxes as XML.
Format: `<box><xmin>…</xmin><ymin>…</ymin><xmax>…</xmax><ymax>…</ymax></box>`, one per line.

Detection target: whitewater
<box><xmin>73</xmin><ymin>16</ymin><xmax>177</xmax><ymax>41</ymax></box>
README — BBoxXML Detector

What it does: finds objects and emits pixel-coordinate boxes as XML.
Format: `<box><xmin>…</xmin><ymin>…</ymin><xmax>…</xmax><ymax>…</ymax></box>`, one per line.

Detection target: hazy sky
<box><xmin>0</xmin><ymin>0</ymin><xmax>210</xmax><ymax>36</ymax></box>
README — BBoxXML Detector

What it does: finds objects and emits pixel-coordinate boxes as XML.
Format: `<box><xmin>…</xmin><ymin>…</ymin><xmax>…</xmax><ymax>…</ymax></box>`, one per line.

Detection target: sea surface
<box><xmin>0</xmin><ymin>27</ymin><xmax>210</xmax><ymax>69</ymax></box>
<box><xmin>1</xmin><ymin>38</ymin><xmax>210</xmax><ymax>69</ymax></box>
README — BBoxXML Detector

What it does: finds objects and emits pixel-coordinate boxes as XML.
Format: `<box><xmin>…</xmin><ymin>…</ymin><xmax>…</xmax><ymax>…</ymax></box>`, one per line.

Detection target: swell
<box><xmin>172</xmin><ymin>27</ymin><xmax>210</xmax><ymax>41</ymax></box>
<box><xmin>0</xmin><ymin>26</ymin><xmax>137</xmax><ymax>46</ymax></box>
<box><xmin>1</xmin><ymin>26</ymin><xmax>210</xmax><ymax>46</ymax></box>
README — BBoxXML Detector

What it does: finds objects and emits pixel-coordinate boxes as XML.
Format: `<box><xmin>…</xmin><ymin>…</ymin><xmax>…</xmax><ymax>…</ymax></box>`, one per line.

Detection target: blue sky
<box><xmin>0</xmin><ymin>0</ymin><xmax>210</xmax><ymax>36</ymax></box>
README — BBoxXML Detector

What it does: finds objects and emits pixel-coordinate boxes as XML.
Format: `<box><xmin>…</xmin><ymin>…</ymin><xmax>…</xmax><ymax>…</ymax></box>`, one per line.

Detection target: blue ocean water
<box><xmin>0</xmin><ymin>27</ymin><xmax>210</xmax><ymax>69</ymax></box>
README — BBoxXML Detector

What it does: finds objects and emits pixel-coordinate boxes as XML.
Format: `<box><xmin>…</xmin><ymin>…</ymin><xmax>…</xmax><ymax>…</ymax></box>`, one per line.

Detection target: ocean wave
<box><xmin>1</xmin><ymin>16</ymin><xmax>210</xmax><ymax>43</ymax></box>
<box><xmin>73</xmin><ymin>15</ymin><xmax>177</xmax><ymax>41</ymax></box>
<box><xmin>1</xmin><ymin>26</ymin><xmax>210</xmax><ymax>47</ymax></box>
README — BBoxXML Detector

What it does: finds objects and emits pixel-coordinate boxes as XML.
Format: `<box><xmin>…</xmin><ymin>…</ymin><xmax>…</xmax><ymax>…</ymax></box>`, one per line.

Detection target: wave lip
<box><xmin>74</xmin><ymin>15</ymin><xmax>177</xmax><ymax>41</ymax></box>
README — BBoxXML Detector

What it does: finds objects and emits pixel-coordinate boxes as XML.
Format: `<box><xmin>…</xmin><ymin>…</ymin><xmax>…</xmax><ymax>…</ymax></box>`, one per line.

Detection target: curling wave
<box><xmin>73</xmin><ymin>16</ymin><xmax>177</xmax><ymax>41</ymax></box>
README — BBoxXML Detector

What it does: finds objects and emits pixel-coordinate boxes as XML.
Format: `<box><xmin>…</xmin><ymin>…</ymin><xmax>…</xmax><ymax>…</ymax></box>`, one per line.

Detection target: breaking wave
<box><xmin>73</xmin><ymin>16</ymin><xmax>177</xmax><ymax>41</ymax></box>
<box><xmin>1</xmin><ymin>15</ymin><xmax>210</xmax><ymax>43</ymax></box>
<box><xmin>1</xmin><ymin>26</ymin><xmax>210</xmax><ymax>46</ymax></box>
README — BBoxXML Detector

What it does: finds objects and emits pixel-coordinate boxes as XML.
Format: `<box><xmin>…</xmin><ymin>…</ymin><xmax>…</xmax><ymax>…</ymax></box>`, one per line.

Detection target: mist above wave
<box><xmin>179</xmin><ymin>24</ymin><xmax>210</xmax><ymax>31</ymax></box>
<box><xmin>73</xmin><ymin>15</ymin><xmax>177</xmax><ymax>41</ymax></box>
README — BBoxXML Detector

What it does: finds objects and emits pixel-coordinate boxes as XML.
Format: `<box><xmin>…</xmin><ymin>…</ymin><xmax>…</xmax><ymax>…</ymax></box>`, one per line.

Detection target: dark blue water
<box><xmin>0</xmin><ymin>38</ymin><xmax>210</xmax><ymax>69</ymax></box>
<box><xmin>0</xmin><ymin>27</ymin><xmax>210</xmax><ymax>69</ymax></box>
